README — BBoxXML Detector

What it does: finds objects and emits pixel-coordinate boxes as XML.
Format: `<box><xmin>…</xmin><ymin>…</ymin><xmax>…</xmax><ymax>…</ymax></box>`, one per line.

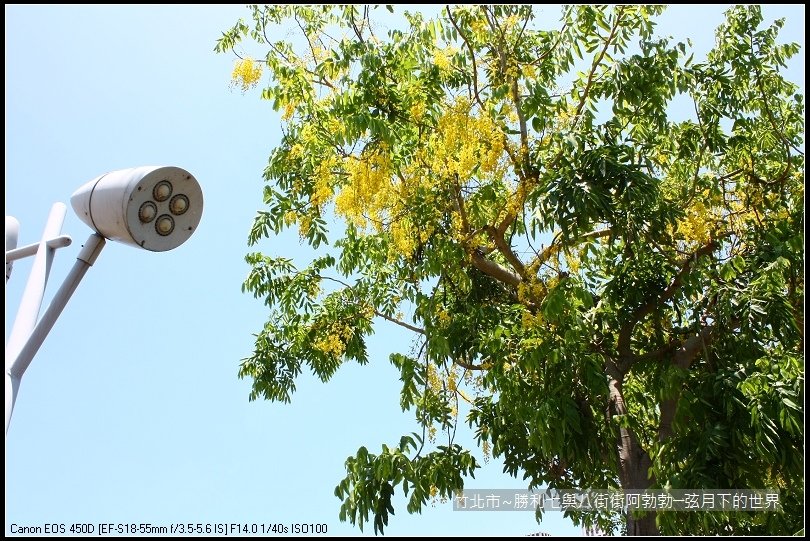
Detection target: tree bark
<box><xmin>626</xmin><ymin>508</ymin><xmax>658</xmax><ymax>536</ymax></box>
<box><xmin>608</xmin><ymin>373</ymin><xmax>659</xmax><ymax>535</ymax></box>
<box><xmin>608</xmin><ymin>326</ymin><xmax>720</xmax><ymax>534</ymax></box>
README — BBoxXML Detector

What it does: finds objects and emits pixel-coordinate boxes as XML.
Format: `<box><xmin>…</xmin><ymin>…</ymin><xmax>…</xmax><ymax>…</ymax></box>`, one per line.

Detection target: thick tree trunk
<box><xmin>608</xmin><ymin>374</ymin><xmax>659</xmax><ymax>536</ymax></box>
<box><xmin>607</xmin><ymin>323</ymin><xmax>717</xmax><ymax>534</ymax></box>
<box><xmin>626</xmin><ymin>509</ymin><xmax>658</xmax><ymax>536</ymax></box>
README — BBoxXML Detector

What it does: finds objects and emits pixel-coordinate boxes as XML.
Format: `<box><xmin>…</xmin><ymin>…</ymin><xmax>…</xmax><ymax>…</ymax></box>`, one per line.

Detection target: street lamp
<box><xmin>5</xmin><ymin>166</ymin><xmax>203</xmax><ymax>435</ymax></box>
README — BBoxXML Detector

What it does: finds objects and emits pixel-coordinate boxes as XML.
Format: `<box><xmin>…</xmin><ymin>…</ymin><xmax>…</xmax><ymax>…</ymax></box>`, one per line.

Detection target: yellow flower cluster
<box><xmin>332</xmin><ymin>145</ymin><xmax>431</xmax><ymax>259</ymax></box>
<box><xmin>678</xmin><ymin>202</ymin><xmax>714</xmax><ymax>244</ymax></box>
<box><xmin>390</xmin><ymin>219</ymin><xmax>417</xmax><ymax>257</ymax></box>
<box><xmin>436</xmin><ymin>309</ymin><xmax>451</xmax><ymax>327</ymax></box>
<box><xmin>409</xmin><ymin>100</ymin><xmax>427</xmax><ymax>122</ymax></box>
<box><xmin>556</xmin><ymin>104</ymin><xmax>578</xmax><ymax>130</ymax></box>
<box><xmin>564</xmin><ymin>251</ymin><xmax>581</xmax><ymax>274</ymax></box>
<box><xmin>334</xmin><ymin>146</ymin><xmax>395</xmax><ymax>229</ymax></box>
<box><xmin>517</xmin><ymin>278</ymin><xmax>547</xmax><ymax>304</ymax></box>
<box><xmin>230</xmin><ymin>57</ymin><xmax>263</xmax><ymax>93</ymax></box>
<box><xmin>325</xmin><ymin>117</ymin><xmax>344</xmax><ymax>139</ymax></box>
<box><xmin>309</xmin><ymin>45</ymin><xmax>328</xmax><ymax>63</ymax></box>
<box><xmin>299</xmin><ymin>215</ymin><xmax>312</xmax><ymax>238</ymax></box>
<box><xmin>313</xmin><ymin>332</ymin><xmax>344</xmax><ymax>358</ymax></box>
<box><xmin>427</xmin><ymin>98</ymin><xmax>505</xmax><ymax>183</ymax></box>
<box><xmin>359</xmin><ymin>302</ymin><xmax>375</xmax><ymax>320</ymax></box>
<box><xmin>289</xmin><ymin>143</ymin><xmax>305</xmax><ymax>160</ymax></box>
<box><xmin>449</xmin><ymin>211</ymin><xmax>465</xmax><ymax>239</ymax></box>
<box><xmin>427</xmin><ymin>362</ymin><xmax>442</xmax><ymax>394</ymax></box>
<box><xmin>521</xmin><ymin>310</ymin><xmax>545</xmax><ymax>329</ymax></box>
<box><xmin>432</xmin><ymin>46</ymin><xmax>453</xmax><ymax>72</ymax></box>
<box><xmin>313</xmin><ymin>321</ymin><xmax>353</xmax><ymax>359</ymax></box>
<box><xmin>675</xmin><ymin>190</ymin><xmax>723</xmax><ymax>246</ymax></box>
<box><xmin>470</xmin><ymin>18</ymin><xmax>488</xmax><ymax>38</ymax></box>
<box><xmin>446</xmin><ymin>366</ymin><xmax>458</xmax><ymax>393</ymax></box>
<box><xmin>325</xmin><ymin>99</ymin><xmax>506</xmax><ymax>261</ymax></box>
<box><xmin>311</xmin><ymin>155</ymin><xmax>338</xmax><ymax>207</ymax></box>
<box><xmin>282</xmin><ymin>101</ymin><xmax>296</xmax><ymax>121</ymax></box>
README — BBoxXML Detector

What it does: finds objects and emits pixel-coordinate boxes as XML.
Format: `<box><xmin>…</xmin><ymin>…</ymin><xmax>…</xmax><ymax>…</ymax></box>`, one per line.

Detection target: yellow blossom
<box><xmin>334</xmin><ymin>145</ymin><xmax>394</xmax><ymax>229</ymax></box>
<box><xmin>313</xmin><ymin>321</ymin><xmax>353</xmax><ymax>359</ymax></box>
<box><xmin>427</xmin><ymin>363</ymin><xmax>442</xmax><ymax>393</ymax></box>
<box><xmin>283</xmin><ymin>210</ymin><xmax>298</xmax><ymax>226</ymax></box>
<box><xmin>289</xmin><ymin>144</ymin><xmax>305</xmax><ymax>160</ymax></box>
<box><xmin>675</xmin><ymin>189</ymin><xmax>723</xmax><ymax>245</ymax></box>
<box><xmin>470</xmin><ymin>18</ymin><xmax>488</xmax><ymax>37</ymax></box>
<box><xmin>360</xmin><ymin>303</ymin><xmax>375</xmax><ymax>319</ymax></box>
<box><xmin>427</xmin><ymin>97</ymin><xmax>506</xmax><ymax>182</ymax></box>
<box><xmin>311</xmin><ymin>155</ymin><xmax>338</xmax><ymax>207</ymax></box>
<box><xmin>282</xmin><ymin>101</ymin><xmax>296</xmax><ymax>121</ymax></box>
<box><xmin>517</xmin><ymin>278</ymin><xmax>547</xmax><ymax>304</ymax></box>
<box><xmin>299</xmin><ymin>215</ymin><xmax>312</xmax><ymax>238</ymax></box>
<box><xmin>433</xmin><ymin>47</ymin><xmax>452</xmax><ymax>72</ymax></box>
<box><xmin>436</xmin><ymin>309</ymin><xmax>451</xmax><ymax>327</ymax></box>
<box><xmin>410</xmin><ymin>100</ymin><xmax>427</xmax><ymax>122</ymax></box>
<box><xmin>565</xmin><ymin>252</ymin><xmax>581</xmax><ymax>274</ymax></box>
<box><xmin>230</xmin><ymin>57</ymin><xmax>263</xmax><ymax>93</ymax></box>
<box><xmin>390</xmin><ymin>220</ymin><xmax>417</xmax><ymax>259</ymax></box>
<box><xmin>447</xmin><ymin>366</ymin><xmax>458</xmax><ymax>393</ymax></box>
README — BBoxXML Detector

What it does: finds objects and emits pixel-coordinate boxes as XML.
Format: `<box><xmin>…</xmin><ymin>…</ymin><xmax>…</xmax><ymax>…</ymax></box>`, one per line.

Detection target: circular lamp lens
<box><xmin>155</xmin><ymin>214</ymin><xmax>175</xmax><ymax>236</ymax></box>
<box><xmin>138</xmin><ymin>201</ymin><xmax>157</xmax><ymax>223</ymax></box>
<box><xmin>169</xmin><ymin>194</ymin><xmax>189</xmax><ymax>215</ymax></box>
<box><xmin>153</xmin><ymin>180</ymin><xmax>173</xmax><ymax>202</ymax></box>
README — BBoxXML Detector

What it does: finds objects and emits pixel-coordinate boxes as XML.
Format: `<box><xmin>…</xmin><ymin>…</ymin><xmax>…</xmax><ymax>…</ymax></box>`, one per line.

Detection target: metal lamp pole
<box><xmin>5</xmin><ymin>205</ymin><xmax>106</xmax><ymax>434</ymax></box>
<box><xmin>5</xmin><ymin>166</ymin><xmax>203</xmax><ymax>436</ymax></box>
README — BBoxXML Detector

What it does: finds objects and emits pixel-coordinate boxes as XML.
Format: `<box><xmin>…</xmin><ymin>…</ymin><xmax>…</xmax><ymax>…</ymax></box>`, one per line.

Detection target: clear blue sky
<box><xmin>5</xmin><ymin>4</ymin><xmax>804</xmax><ymax>537</ymax></box>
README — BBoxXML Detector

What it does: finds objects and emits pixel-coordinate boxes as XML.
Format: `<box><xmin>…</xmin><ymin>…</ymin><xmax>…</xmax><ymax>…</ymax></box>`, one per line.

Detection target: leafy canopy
<box><xmin>216</xmin><ymin>5</ymin><xmax>804</xmax><ymax>535</ymax></box>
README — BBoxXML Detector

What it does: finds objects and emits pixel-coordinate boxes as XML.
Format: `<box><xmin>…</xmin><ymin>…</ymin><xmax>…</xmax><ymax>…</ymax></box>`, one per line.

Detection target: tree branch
<box><xmin>486</xmin><ymin>225</ymin><xmax>526</xmax><ymax>278</ymax></box>
<box><xmin>446</xmin><ymin>6</ymin><xmax>485</xmax><ymax>111</ymax></box>
<box><xmin>607</xmin><ymin>371</ymin><xmax>654</xmax><ymax>493</ymax></box>
<box><xmin>752</xmin><ymin>35</ymin><xmax>804</xmax><ymax>157</ymax></box>
<box><xmin>318</xmin><ymin>275</ymin><xmax>425</xmax><ymax>334</ymax></box>
<box><xmin>453</xmin><ymin>176</ymin><xmax>471</xmax><ymax>234</ymax></box>
<box><xmin>374</xmin><ymin>310</ymin><xmax>425</xmax><ymax>335</ymax></box>
<box><xmin>493</xmin><ymin>138</ymin><xmax>537</xmax><ymax>238</ymax></box>
<box><xmin>531</xmin><ymin>6</ymin><xmax>572</xmax><ymax>65</ymax></box>
<box><xmin>512</xmin><ymin>76</ymin><xmax>529</xmax><ymax>161</ymax></box>
<box><xmin>453</xmin><ymin>357</ymin><xmax>489</xmax><ymax>371</ymax></box>
<box><xmin>347</xmin><ymin>7</ymin><xmax>366</xmax><ymax>43</ymax></box>
<box><xmin>658</xmin><ymin>324</ymin><xmax>718</xmax><ymax>441</ymax></box>
<box><xmin>618</xmin><ymin>237</ymin><xmax>719</xmax><ymax>358</ymax></box>
<box><xmin>571</xmin><ymin>7</ymin><xmax>624</xmax><ymax>130</ymax></box>
<box><xmin>470</xmin><ymin>249</ymin><xmax>522</xmax><ymax>288</ymax></box>
<box><xmin>529</xmin><ymin>228</ymin><xmax>612</xmax><ymax>271</ymax></box>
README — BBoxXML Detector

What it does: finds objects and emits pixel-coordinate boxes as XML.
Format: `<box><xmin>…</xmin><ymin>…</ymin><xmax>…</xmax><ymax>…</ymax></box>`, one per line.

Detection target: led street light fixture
<box><xmin>71</xmin><ymin>166</ymin><xmax>203</xmax><ymax>251</ymax></box>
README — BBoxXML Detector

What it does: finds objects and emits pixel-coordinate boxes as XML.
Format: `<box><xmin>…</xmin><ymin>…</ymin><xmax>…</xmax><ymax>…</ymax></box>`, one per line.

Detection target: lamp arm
<box><xmin>5</xmin><ymin>216</ymin><xmax>20</xmax><ymax>283</ymax></box>
<box><xmin>5</xmin><ymin>233</ymin><xmax>106</xmax><ymax>435</ymax></box>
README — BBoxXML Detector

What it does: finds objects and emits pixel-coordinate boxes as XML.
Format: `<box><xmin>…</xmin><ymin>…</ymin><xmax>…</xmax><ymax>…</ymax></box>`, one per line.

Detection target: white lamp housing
<box><xmin>71</xmin><ymin>166</ymin><xmax>203</xmax><ymax>251</ymax></box>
